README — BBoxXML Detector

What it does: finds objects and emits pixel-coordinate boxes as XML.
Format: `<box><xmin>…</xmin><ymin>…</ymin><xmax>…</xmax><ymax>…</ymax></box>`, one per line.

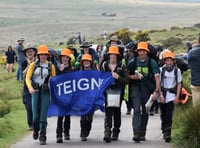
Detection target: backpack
<box><xmin>33</xmin><ymin>59</ymin><xmax>52</xmax><ymax>81</ymax></box>
<box><xmin>161</xmin><ymin>65</ymin><xmax>191</xmax><ymax>104</ymax></box>
<box><xmin>48</xmin><ymin>48</ymin><xmax>60</xmax><ymax>65</ymax></box>
<box><xmin>127</xmin><ymin>42</ymin><xmax>159</xmax><ymax>63</ymax></box>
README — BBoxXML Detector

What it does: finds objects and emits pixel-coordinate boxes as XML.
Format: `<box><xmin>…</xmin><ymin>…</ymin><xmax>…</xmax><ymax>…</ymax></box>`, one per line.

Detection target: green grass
<box><xmin>0</xmin><ymin>64</ymin><xmax>28</xmax><ymax>148</ymax></box>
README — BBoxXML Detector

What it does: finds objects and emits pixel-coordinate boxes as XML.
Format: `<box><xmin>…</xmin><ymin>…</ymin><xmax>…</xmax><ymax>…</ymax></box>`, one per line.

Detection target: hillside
<box><xmin>0</xmin><ymin>0</ymin><xmax>200</xmax><ymax>50</ymax></box>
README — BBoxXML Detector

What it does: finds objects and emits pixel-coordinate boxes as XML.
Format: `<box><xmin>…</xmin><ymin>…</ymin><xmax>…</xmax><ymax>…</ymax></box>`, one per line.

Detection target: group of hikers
<box><xmin>8</xmin><ymin>34</ymin><xmax>199</xmax><ymax>145</ymax></box>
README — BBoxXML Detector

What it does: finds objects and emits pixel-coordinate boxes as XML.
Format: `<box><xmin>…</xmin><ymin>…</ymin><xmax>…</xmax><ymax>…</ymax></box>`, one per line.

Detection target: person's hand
<box><xmin>59</xmin><ymin>64</ymin><xmax>65</xmax><ymax>71</ymax></box>
<box><xmin>29</xmin><ymin>88</ymin><xmax>35</xmax><ymax>94</ymax></box>
<box><xmin>160</xmin><ymin>94</ymin><xmax>165</xmax><ymax>104</ymax></box>
<box><xmin>112</xmin><ymin>72</ymin><xmax>119</xmax><ymax>79</ymax></box>
<box><xmin>174</xmin><ymin>96</ymin><xmax>179</xmax><ymax>104</ymax></box>
<box><xmin>129</xmin><ymin>74</ymin><xmax>140</xmax><ymax>80</ymax></box>
<box><xmin>152</xmin><ymin>91</ymin><xmax>158</xmax><ymax>101</ymax></box>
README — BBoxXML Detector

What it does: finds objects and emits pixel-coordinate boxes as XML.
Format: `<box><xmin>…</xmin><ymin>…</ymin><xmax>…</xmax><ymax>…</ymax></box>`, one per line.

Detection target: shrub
<box><xmin>0</xmin><ymin>118</ymin><xmax>13</xmax><ymax>138</ymax></box>
<box><xmin>134</xmin><ymin>30</ymin><xmax>150</xmax><ymax>42</ymax></box>
<box><xmin>161</xmin><ymin>37</ymin><xmax>183</xmax><ymax>51</ymax></box>
<box><xmin>172</xmin><ymin>104</ymin><xmax>200</xmax><ymax>148</ymax></box>
<box><xmin>0</xmin><ymin>100</ymin><xmax>11</xmax><ymax>117</ymax></box>
<box><xmin>194</xmin><ymin>23</ymin><xmax>200</xmax><ymax>28</ymax></box>
<box><xmin>170</xmin><ymin>26</ymin><xmax>181</xmax><ymax>31</ymax></box>
<box><xmin>110</xmin><ymin>28</ymin><xmax>133</xmax><ymax>44</ymax></box>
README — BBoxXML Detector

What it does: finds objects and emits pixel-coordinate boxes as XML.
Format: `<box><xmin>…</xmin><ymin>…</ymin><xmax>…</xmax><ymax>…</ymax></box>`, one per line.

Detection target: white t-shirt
<box><xmin>159</xmin><ymin>66</ymin><xmax>182</xmax><ymax>103</ymax></box>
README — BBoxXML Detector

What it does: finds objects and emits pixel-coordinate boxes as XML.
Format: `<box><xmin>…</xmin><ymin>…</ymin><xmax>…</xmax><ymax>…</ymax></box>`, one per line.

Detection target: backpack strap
<box><xmin>47</xmin><ymin>61</ymin><xmax>52</xmax><ymax>77</ymax></box>
<box><xmin>161</xmin><ymin>66</ymin><xmax>178</xmax><ymax>96</ymax></box>
<box><xmin>160</xmin><ymin>66</ymin><xmax>166</xmax><ymax>88</ymax></box>
<box><xmin>33</xmin><ymin>60</ymin><xmax>52</xmax><ymax>80</ymax></box>
<box><xmin>147</xmin><ymin>58</ymin><xmax>154</xmax><ymax>78</ymax></box>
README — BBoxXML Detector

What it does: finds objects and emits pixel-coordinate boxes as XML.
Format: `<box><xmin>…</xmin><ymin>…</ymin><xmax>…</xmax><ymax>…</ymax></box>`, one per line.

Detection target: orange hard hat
<box><xmin>162</xmin><ymin>50</ymin><xmax>175</xmax><ymax>60</ymax></box>
<box><xmin>136</xmin><ymin>42</ymin><xmax>150</xmax><ymax>53</ymax></box>
<box><xmin>60</xmin><ymin>48</ymin><xmax>71</xmax><ymax>59</ymax></box>
<box><xmin>107</xmin><ymin>46</ymin><xmax>120</xmax><ymax>55</ymax></box>
<box><xmin>80</xmin><ymin>54</ymin><xmax>93</xmax><ymax>66</ymax></box>
<box><xmin>37</xmin><ymin>45</ymin><xmax>49</xmax><ymax>55</ymax></box>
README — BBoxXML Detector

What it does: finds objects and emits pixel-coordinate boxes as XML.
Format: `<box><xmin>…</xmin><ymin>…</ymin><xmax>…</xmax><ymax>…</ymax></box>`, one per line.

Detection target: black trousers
<box><xmin>56</xmin><ymin>116</ymin><xmax>70</xmax><ymax>137</ymax></box>
<box><xmin>159</xmin><ymin>101</ymin><xmax>174</xmax><ymax>132</ymax></box>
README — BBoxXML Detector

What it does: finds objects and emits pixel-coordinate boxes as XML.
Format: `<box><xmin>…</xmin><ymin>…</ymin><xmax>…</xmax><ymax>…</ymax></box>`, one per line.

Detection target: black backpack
<box><xmin>127</xmin><ymin>42</ymin><xmax>159</xmax><ymax>63</ymax></box>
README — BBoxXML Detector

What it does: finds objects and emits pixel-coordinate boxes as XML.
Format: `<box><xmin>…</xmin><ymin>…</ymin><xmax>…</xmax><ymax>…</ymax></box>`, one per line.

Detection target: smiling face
<box><xmin>39</xmin><ymin>54</ymin><xmax>48</xmax><ymax>62</ymax></box>
<box><xmin>61</xmin><ymin>55</ymin><xmax>70</xmax><ymax>65</ymax></box>
<box><xmin>82</xmin><ymin>60</ymin><xmax>92</xmax><ymax>68</ymax></box>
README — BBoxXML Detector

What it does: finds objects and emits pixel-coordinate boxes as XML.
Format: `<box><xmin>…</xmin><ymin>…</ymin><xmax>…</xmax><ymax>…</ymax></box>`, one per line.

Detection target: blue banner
<box><xmin>47</xmin><ymin>70</ymin><xmax>114</xmax><ymax>116</ymax></box>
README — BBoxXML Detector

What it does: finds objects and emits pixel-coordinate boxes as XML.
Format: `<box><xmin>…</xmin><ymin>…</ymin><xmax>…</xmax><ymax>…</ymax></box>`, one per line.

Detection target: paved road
<box><xmin>10</xmin><ymin>103</ymin><xmax>171</xmax><ymax>148</ymax></box>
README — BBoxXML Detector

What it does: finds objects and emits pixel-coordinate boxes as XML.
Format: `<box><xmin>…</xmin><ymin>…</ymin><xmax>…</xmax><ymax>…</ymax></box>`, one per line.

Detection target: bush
<box><xmin>0</xmin><ymin>118</ymin><xmax>13</xmax><ymax>138</ymax></box>
<box><xmin>161</xmin><ymin>37</ymin><xmax>183</xmax><ymax>51</ymax></box>
<box><xmin>134</xmin><ymin>30</ymin><xmax>150</xmax><ymax>42</ymax></box>
<box><xmin>110</xmin><ymin>28</ymin><xmax>133</xmax><ymax>44</ymax></box>
<box><xmin>0</xmin><ymin>100</ymin><xmax>11</xmax><ymax>117</ymax></box>
<box><xmin>172</xmin><ymin>104</ymin><xmax>200</xmax><ymax>148</ymax></box>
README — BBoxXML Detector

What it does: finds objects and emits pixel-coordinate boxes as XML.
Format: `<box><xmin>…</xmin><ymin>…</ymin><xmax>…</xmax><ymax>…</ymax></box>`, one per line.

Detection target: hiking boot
<box><xmin>111</xmin><ymin>129</ymin><xmax>120</xmax><ymax>141</ymax></box>
<box><xmin>103</xmin><ymin>136</ymin><xmax>111</xmax><ymax>143</ymax></box>
<box><xmin>163</xmin><ymin>129</ymin><xmax>171</xmax><ymax>143</ymax></box>
<box><xmin>132</xmin><ymin>134</ymin><xmax>140</xmax><ymax>143</ymax></box>
<box><xmin>150</xmin><ymin>111</ymin><xmax>154</xmax><ymax>116</ymax></box>
<box><xmin>40</xmin><ymin>140</ymin><xmax>46</xmax><ymax>145</ymax></box>
<box><xmin>64</xmin><ymin>134</ymin><xmax>70</xmax><ymax>140</ymax></box>
<box><xmin>164</xmin><ymin>134</ymin><xmax>171</xmax><ymax>143</ymax></box>
<box><xmin>111</xmin><ymin>135</ymin><xmax>118</xmax><ymax>141</ymax></box>
<box><xmin>140</xmin><ymin>132</ymin><xmax>146</xmax><ymax>141</ymax></box>
<box><xmin>56</xmin><ymin>137</ymin><xmax>63</xmax><ymax>143</ymax></box>
<box><xmin>140</xmin><ymin>136</ymin><xmax>146</xmax><ymax>141</ymax></box>
<box><xmin>33</xmin><ymin>130</ymin><xmax>39</xmax><ymax>140</ymax></box>
<box><xmin>126</xmin><ymin>110</ymin><xmax>131</xmax><ymax>115</ymax></box>
<box><xmin>39</xmin><ymin>133</ymin><xmax>47</xmax><ymax>145</ymax></box>
<box><xmin>64</xmin><ymin>131</ymin><xmax>70</xmax><ymax>140</ymax></box>
<box><xmin>103</xmin><ymin>127</ymin><xmax>111</xmax><ymax>143</ymax></box>
<box><xmin>81</xmin><ymin>136</ymin><xmax>87</xmax><ymax>141</ymax></box>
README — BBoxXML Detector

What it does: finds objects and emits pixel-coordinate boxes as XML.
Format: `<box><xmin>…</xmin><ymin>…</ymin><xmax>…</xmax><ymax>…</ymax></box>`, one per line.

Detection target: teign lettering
<box><xmin>56</xmin><ymin>78</ymin><xmax>104</xmax><ymax>96</ymax></box>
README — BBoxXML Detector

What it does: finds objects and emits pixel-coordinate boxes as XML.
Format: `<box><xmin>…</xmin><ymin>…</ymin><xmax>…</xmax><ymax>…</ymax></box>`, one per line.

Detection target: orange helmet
<box><xmin>60</xmin><ymin>48</ymin><xmax>71</xmax><ymax>59</ymax></box>
<box><xmin>162</xmin><ymin>50</ymin><xmax>175</xmax><ymax>60</ymax></box>
<box><xmin>37</xmin><ymin>45</ymin><xmax>49</xmax><ymax>55</ymax></box>
<box><xmin>136</xmin><ymin>42</ymin><xmax>150</xmax><ymax>53</ymax></box>
<box><xmin>107</xmin><ymin>46</ymin><xmax>120</xmax><ymax>55</ymax></box>
<box><xmin>80</xmin><ymin>53</ymin><xmax>93</xmax><ymax>66</ymax></box>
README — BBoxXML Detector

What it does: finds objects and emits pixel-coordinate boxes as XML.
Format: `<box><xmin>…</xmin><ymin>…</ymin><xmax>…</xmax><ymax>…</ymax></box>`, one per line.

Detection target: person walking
<box><xmin>127</xmin><ymin>41</ymin><xmax>160</xmax><ymax>143</ymax></box>
<box><xmin>25</xmin><ymin>45</ymin><xmax>56</xmax><ymax>145</ymax></box>
<box><xmin>5</xmin><ymin>45</ymin><xmax>16</xmax><ymax>73</ymax></box>
<box><xmin>75</xmin><ymin>42</ymin><xmax>98</xmax><ymax>70</ymax></box>
<box><xmin>188</xmin><ymin>46</ymin><xmax>200</xmax><ymax>106</ymax></box>
<box><xmin>56</xmin><ymin>48</ymin><xmax>73</xmax><ymax>143</ymax></box>
<box><xmin>79</xmin><ymin>53</ymin><xmax>96</xmax><ymax>141</ymax></box>
<box><xmin>159</xmin><ymin>50</ymin><xmax>182</xmax><ymax>142</ymax></box>
<box><xmin>100</xmin><ymin>46</ymin><xmax>129</xmax><ymax>143</ymax></box>
<box><xmin>16</xmin><ymin>37</ymin><xmax>26</xmax><ymax>80</ymax></box>
<box><xmin>22</xmin><ymin>43</ymin><xmax>37</xmax><ymax>131</ymax></box>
